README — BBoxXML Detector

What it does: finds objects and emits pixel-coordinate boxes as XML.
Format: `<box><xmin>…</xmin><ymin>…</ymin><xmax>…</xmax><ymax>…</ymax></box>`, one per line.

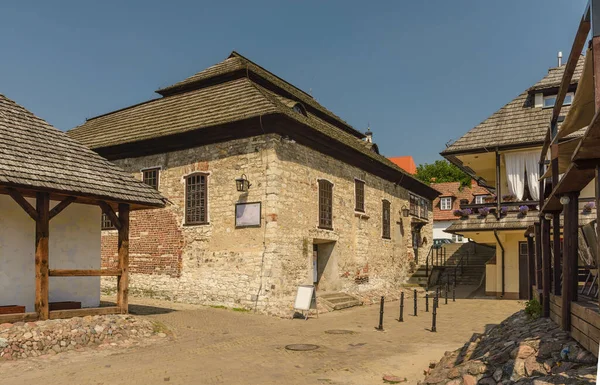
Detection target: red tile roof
<box><xmin>431</xmin><ymin>181</ymin><xmax>491</xmax><ymax>221</ymax></box>
<box><xmin>388</xmin><ymin>156</ymin><xmax>416</xmax><ymax>174</ymax></box>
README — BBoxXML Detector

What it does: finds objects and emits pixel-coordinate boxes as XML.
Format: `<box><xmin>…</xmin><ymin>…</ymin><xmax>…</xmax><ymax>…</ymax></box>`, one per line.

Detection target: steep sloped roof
<box><xmin>68</xmin><ymin>52</ymin><xmax>439</xmax><ymax>199</ymax></box>
<box><xmin>0</xmin><ymin>94</ymin><xmax>165</xmax><ymax>208</ymax></box>
<box><xmin>441</xmin><ymin>56</ymin><xmax>585</xmax><ymax>156</ymax></box>
<box><xmin>156</xmin><ymin>52</ymin><xmax>363</xmax><ymax>138</ymax></box>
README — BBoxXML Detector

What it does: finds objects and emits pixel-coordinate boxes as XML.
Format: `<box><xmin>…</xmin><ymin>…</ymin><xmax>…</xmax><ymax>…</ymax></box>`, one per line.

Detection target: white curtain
<box><xmin>505</xmin><ymin>152</ymin><xmax>526</xmax><ymax>200</ymax></box>
<box><xmin>524</xmin><ymin>152</ymin><xmax>540</xmax><ymax>201</ymax></box>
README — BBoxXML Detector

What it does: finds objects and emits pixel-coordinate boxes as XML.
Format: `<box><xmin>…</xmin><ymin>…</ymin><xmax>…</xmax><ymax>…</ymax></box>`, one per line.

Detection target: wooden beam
<box><xmin>0</xmin><ymin>312</ymin><xmax>38</xmax><ymax>323</ymax></box>
<box><xmin>534</xmin><ymin>222</ymin><xmax>542</xmax><ymax>289</ymax></box>
<box><xmin>48</xmin><ymin>196</ymin><xmax>76</xmax><ymax>220</ymax></box>
<box><xmin>553</xmin><ymin>213</ymin><xmax>562</xmax><ymax>295</ymax></box>
<box><xmin>98</xmin><ymin>201</ymin><xmax>121</xmax><ymax>230</ymax></box>
<box><xmin>49</xmin><ymin>306</ymin><xmax>120</xmax><ymax>320</ymax></box>
<box><xmin>35</xmin><ymin>192</ymin><xmax>50</xmax><ymax>320</ymax></box>
<box><xmin>540</xmin><ymin>12</ymin><xmax>591</xmax><ymax>162</ymax></box>
<box><xmin>593</xmin><ymin>36</ymin><xmax>600</xmax><ymax>111</ymax></box>
<box><xmin>49</xmin><ymin>269</ymin><xmax>122</xmax><ymax>277</ymax></box>
<box><xmin>562</xmin><ymin>192</ymin><xmax>580</xmax><ymax>331</ymax></box>
<box><xmin>597</xmin><ymin>165</ymin><xmax>600</xmax><ymax>309</ymax></box>
<box><xmin>116</xmin><ymin>204</ymin><xmax>130</xmax><ymax>313</ymax></box>
<box><xmin>7</xmin><ymin>188</ymin><xmax>38</xmax><ymax>221</ymax></box>
<box><xmin>541</xmin><ymin>217</ymin><xmax>551</xmax><ymax>318</ymax></box>
<box><xmin>527</xmin><ymin>236</ymin><xmax>535</xmax><ymax>300</ymax></box>
<box><xmin>495</xmin><ymin>149</ymin><xmax>501</xmax><ymax>219</ymax></box>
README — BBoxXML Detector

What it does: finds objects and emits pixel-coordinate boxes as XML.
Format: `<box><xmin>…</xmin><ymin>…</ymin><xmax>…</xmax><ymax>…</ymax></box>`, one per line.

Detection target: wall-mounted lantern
<box><xmin>401</xmin><ymin>206</ymin><xmax>410</xmax><ymax>218</ymax></box>
<box><xmin>235</xmin><ymin>174</ymin><xmax>251</xmax><ymax>192</ymax></box>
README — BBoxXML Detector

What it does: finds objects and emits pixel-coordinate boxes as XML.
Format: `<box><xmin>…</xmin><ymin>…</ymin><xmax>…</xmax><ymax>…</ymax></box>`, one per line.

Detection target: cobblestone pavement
<box><xmin>0</xmin><ymin>295</ymin><xmax>522</xmax><ymax>385</ymax></box>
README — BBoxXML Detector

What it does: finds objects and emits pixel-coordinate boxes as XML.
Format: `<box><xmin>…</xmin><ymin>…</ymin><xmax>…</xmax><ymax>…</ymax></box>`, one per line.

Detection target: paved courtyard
<box><xmin>0</xmin><ymin>295</ymin><xmax>522</xmax><ymax>385</ymax></box>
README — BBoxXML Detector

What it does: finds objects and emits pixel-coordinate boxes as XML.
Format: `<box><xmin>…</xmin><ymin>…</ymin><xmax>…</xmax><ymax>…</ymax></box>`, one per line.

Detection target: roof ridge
<box><xmin>229</xmin><ymin>51</ymin><xmax>314</xmax><ymax>99</ymax></box>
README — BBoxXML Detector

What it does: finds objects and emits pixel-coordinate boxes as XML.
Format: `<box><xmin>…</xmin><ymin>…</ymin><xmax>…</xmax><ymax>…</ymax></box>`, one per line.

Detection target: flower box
<box><xmin>0</xmin><ymin>305</ymin><xmax>26</xmax><ymax>314</ymax></box>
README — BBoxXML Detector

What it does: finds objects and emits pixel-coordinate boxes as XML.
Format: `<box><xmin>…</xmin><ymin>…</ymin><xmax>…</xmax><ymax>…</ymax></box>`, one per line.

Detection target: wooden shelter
<box><xmin>0</xmin><ymin>94</ymin><xmax>166</xmax><ymax>323</ymax></box>
<box><xmin>535</xmin><ymin>0</ymin><xmax>600</xmax><ymax>356</ymax></box>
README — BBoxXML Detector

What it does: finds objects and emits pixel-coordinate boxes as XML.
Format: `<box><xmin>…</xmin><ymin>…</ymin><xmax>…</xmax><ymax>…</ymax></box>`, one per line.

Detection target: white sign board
<box><xmin>294</xmin><ymin>285</ymin><xmax>316</xmax><ymax>311</ymax></box>
<box><xmin>235</xmin><ymin>202</ymin><xmax>261</xmax><ymax>227</ymax></box>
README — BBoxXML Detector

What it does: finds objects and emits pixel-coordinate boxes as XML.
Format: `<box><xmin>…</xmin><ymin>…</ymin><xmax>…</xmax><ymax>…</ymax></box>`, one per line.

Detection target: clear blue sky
<box><xmin>0</xmin><ymin>1</ymin><xmax>587</xmax><ymax>165</ymax></box>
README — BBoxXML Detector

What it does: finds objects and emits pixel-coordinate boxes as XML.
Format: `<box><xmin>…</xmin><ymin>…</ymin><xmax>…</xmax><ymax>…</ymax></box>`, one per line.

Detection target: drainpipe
<box><xmin>494</xmin><ymin>230</ymin><xmax>505</xmax><ymax>297</ymax></box>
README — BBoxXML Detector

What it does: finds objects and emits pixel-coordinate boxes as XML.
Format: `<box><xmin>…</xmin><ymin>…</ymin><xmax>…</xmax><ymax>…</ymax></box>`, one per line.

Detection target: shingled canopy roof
<box><xmin>68</xmin><ymin>51</ymin><xmax>438</xmax><ymax>200</ymax></box>
<box><xmin>441</xmin><ymin>56</ymin><xmax>585</xmax><ymax>156</ymax></box>
<box><xmin>0</xmin><ymin>94</ymin><xmax>166</xmax><ymax>209</ymax></box>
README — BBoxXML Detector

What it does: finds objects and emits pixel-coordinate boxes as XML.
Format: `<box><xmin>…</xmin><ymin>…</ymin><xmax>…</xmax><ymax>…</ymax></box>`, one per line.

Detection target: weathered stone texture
<box><xmin>101</xmin><ymin>134</ymin><xmax>433</xmax><ymax>315</ymax></box>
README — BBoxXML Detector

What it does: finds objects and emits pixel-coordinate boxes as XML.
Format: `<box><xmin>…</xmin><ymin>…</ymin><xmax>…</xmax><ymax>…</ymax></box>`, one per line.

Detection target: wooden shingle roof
<box><xmin>156</xmin><ymin>52</ymin><xmax>363</xmax><ymax>138</ymax></box>
<box><xmin>68</xmin><ymin>52</ymin><xmax>439</xmax><ymax>200</ymax></box>
<box><xmin>441</xmin><ymin>56</ymin><xmax>585</xmax><ymax>156</ymax></box>
<box><xmin>0</xmin><ymin>94</ymin><xmax>166</xmax><ymax>208</ymax></box>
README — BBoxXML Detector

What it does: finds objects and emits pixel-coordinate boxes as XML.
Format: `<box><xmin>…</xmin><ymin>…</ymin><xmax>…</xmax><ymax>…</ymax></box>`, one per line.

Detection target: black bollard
<box><xmin>434</xmin><ymin>291</ymin><xmax>438</xmax><ymax>311</ymax></box>
<box><xmin>453</xmin><ymin>284</ymin><xmax>456</xmax><ymax>302</ymax></box>
<box><xmin>425</xmin><ymin>293</ymin><xmax>429</xmax><ymax>312</ymax></box>
<box><xmin>375</xmin><ymin>296</ymin><xmax>384</xmax><ymax>331</ymax></box>
<box><xmin>431</xmin><ymin>300</ymin><xmax>437</xmax><ymax>332</ymax></box>
<box><xmin>413</xmin><ymin>289</ymin><xmax>418</xmax><ymax>316</ymax></box>
<box><xmin>399</xmin><ymin>292</ymin><xmax>404</xmax><ymax>322</ymax></box>
<box><xmin>445</xmin><ymin>286</ymin><xmax>448</xmax><ymax>305</ymax></box>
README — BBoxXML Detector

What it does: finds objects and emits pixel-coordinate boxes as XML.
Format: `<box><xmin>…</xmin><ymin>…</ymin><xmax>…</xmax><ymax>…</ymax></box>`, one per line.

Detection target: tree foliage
<box><xmin>415</xmin><ymin>160</ymin><xmax>472</xmax><ymax>187</ymax></box>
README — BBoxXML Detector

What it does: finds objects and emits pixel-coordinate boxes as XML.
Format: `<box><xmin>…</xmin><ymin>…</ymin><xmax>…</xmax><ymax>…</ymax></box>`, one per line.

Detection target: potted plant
<box><xmin>478</xmin><ymin>207</ymin><xmax>490</xmax><ymax>217</ymax></box>
<box><xmin>499</xmin><ymin>206</ymin><xmax>509</xmax><ymax>216</ymax></box>
<box><xmin>583</xmin><ymin>201</ymin><xmax>595</xmax><ymax>214</ymax></box>
<box><xmin>453</xmin><ymin>209</ymin><xmax>463</xmax><ymax>217</ymax></box>
<box><xmin>484</xmin><ymin>195</ymin><xmax>496</xmax><ymax>203</ymax></box>
<box><xmin>502</xmin><ymin>194</ymin><xmax>516</xmax><ymax>202</ymax></box>
<box><xmin>518</xmin><ymin>205</ymin><xmax>529</xmax><ymax>216</ymax></box>
<box><xmin>461</xmin><ymin>208</ymin><xmax>472</xmax><ymax>217</ymax></box>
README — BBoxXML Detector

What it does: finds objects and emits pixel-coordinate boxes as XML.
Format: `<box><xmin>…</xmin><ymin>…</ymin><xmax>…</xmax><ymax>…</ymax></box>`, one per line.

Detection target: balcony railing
<box><xmin>458</xmin><ymin>197</ymin><xmax>595</xmax><ymax>216</ymax></box>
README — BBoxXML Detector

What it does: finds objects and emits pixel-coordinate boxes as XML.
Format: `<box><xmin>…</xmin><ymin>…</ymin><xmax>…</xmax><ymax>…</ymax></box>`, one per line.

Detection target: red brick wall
<box><xmin>101</xmin><ymin>208</ymin><xmax>184</xmax><ymax>277</ymax></box>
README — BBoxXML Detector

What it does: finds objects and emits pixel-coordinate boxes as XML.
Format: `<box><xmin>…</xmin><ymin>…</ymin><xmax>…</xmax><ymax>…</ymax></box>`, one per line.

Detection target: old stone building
<box><xmin>68</xmin><ymin>52</ymin><xmax>438</xmax><ymax>315</ymax></box>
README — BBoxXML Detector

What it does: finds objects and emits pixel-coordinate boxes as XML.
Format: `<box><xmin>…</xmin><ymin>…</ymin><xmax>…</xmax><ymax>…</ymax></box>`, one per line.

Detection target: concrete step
<box><xmin>318</xmin><ymin>292</ymin><xmax>362</xmax><ymax>311</ymax></box>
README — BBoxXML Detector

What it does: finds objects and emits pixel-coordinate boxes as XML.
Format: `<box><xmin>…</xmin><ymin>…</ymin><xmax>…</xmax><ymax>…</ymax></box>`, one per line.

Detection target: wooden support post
<box><xmin>597</xmin><ymin>165</ymin><xmax>600</xmax><ymax>308</ymax></box>
<box><xmin>541</xmin><ymin>217</ymin><xmax>551</xmax><ymax>318</ymax></box>
<box><xmin>35</xmin><ymin>192</ymin><xmax>50</xmax><ymax>320</ymax></box>
<box><xmin>495</xmin><ymin>149</ymin><xmax>501</xmax><ymax>218</ymax></box>
<box><xmin>116</xmin><ymin>204</ymin><xmax>130</xmax><ymax>314</ymax></box>
<box><xmin>534</xmin><ymin>222</ymin><xmax>542</xmax><ymax>289</ymax></box>
<box><xmin>527</xmin><ymin>235</ymin><xmax>535</xmax><ymax>300</ymax></box>
<box><xmin>553</xmin><ymin>213</ymin><xmax>562</xmax><ymax>295</ymax></box>
<box><xmin>562</xmin><ymin>192</ymin><xmax>579</xmax><ymax>331</ymax></box>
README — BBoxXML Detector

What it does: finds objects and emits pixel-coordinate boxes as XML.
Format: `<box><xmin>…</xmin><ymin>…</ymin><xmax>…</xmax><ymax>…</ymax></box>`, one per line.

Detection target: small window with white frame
<box><xmin>474</xmin><ymin>195</ymin><xmax>488</xmax><ymax>204</ymax></box>
<box><xmin>440</xmin><ymin>197</ymin><xmax>452</xmax><ymax>210</ymax></box>
<box><xmin>543</xmin><ymin>92</ymin><xmax>573</xmax><ymax>108</ymax></box>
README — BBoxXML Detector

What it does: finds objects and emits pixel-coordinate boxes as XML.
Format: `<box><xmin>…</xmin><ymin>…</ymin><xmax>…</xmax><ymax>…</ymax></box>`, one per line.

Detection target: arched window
<box><xmin>382</xmin><ymin>200</ymin><xmax>391</xmax><ymax>239</ymax></box>
<box><xmin>318</xmin><ymin>179</ymin><xmax>333</xmax><ymax>229</ymax></box>
<box><xmin>185</xmin><ymin>173</ymin><xmax>208</xmax><ymax>225</ymax></box>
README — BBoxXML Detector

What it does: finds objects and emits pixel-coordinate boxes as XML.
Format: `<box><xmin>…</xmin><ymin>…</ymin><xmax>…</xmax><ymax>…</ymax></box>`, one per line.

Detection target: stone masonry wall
<box><xmin>273</xmin><ymin>138</ymin><xmax>433</xmax><ymax>303</ymax></box>
<box><xmin>101</xmin><ymin>133</ymin><xmax>433</xmax><ymax>316</ymax></box>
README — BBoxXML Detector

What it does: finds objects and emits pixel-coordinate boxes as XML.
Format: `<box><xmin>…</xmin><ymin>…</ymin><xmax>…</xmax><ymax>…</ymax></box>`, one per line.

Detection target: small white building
<box><xmin>0</xmin><ymin>93</ymin><xmax>165</xmax><ymax>322</ymax></box>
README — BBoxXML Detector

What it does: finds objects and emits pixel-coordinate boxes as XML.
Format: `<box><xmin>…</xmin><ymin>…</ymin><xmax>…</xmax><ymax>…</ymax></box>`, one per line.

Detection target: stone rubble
<box><xmin>419</xmin><ymin>311</ymin><xmax>597</xmax><ymax>384</ymax></box>
<box><xmin>0</xmin><ymin>314</ymin><xmax>166</xmax><ymax>361</ymax></box>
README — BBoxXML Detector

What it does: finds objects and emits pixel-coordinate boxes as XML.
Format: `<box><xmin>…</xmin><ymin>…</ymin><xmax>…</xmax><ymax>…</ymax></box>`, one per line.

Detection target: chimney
<box><xmin>365</xmin><ymin>125</ymin><xmax>373</xmax><ymax>143</ymax></box>
<box><xmin>558</xmin><ymin>51</ymin><xmax>563</xmax><ymax>66</ymax></box>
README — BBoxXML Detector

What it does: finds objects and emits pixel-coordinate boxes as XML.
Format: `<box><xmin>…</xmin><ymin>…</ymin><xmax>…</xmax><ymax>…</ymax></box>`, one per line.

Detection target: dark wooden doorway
<box><xmin>518</xmin><ymin>242</ymin><xmax>529</xmax><ymax>300</ymax></box>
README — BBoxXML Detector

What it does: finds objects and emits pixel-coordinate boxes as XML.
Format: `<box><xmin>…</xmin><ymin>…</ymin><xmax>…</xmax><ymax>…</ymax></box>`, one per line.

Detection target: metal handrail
<box><xmin>453</xmin><ymin>250</ymin><xmax>469</xmax><ymax>286</ymax></box>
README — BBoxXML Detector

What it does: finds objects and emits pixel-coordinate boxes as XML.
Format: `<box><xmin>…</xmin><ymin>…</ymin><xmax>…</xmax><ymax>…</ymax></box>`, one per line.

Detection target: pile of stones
<box><xmin>0</xmin><ymin>314</ymin><xmax>166</xmax><ymax>360</ymax></box>
<box><xmin>420</xmin><ymin>311</ymin><xmax>597</xmax><ymax>384</ymax></box>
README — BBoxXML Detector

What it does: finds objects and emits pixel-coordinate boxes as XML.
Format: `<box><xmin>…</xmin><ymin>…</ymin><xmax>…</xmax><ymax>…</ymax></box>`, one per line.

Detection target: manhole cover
<box><xmin>324</xmin><ymin>329</ymin><xmax>355</xmax><ymax>335</ymax></box>
<box><xmin>285</xmin><ymin>344</ymin><xmax>320</xmax><ymax>351</ymax></box>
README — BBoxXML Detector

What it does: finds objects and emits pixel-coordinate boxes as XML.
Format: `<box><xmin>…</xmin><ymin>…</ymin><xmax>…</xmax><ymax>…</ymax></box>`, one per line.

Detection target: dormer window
<box><xmin>292</xmin><ymin>103</ymin><xmax>307</xmax><ymax>116</ymax></box>
<box><xmin>440</xmin><ymin>197</ymin><xmax>452</xmax><ymax>210</ymax></box>
<box><xmin>543</xmin><ymin>93</ymin><xmax>573</xmax><ymax>108</ymax></box>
